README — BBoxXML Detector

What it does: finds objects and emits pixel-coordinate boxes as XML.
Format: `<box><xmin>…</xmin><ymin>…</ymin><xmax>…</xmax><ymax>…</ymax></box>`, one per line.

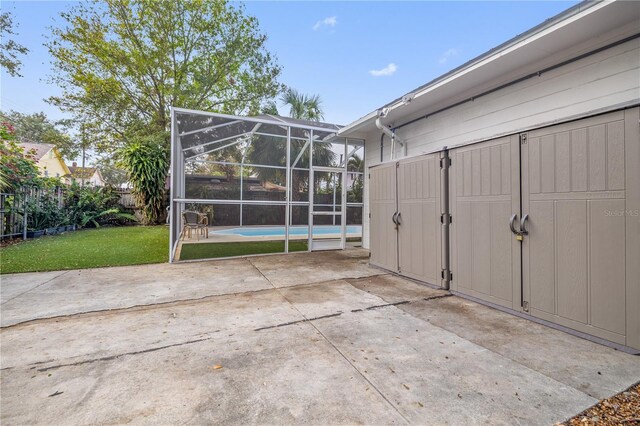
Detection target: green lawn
<box><xmin>0</xmin><ymin>226</ymin><xmax>169</xmax><ymax>274</ymax></box>
<box><xmin>179</xmin><ymin>240</ymin><xmax>308</xmax><ymax>261</ymax></box>
<box><xmin>0</xmin><ymin>226</ymin><xmax>316</xmax><ymax>273</ymax></box>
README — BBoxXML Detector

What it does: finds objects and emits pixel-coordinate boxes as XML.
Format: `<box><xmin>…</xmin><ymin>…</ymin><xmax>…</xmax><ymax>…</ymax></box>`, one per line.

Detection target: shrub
<box><xmin>64</xmin><ymin>182</ymin><xmax>136</xmax><ymax>228</ymax></box>
<box><xmin>118</xmin><ymin>140</ymin><xmax>168</xmax><ymax>225</ymax></box>
<box><xmin>0</xmin><ymin>122</ymin><xmax>39</xmax><ymax>191</ymax></box>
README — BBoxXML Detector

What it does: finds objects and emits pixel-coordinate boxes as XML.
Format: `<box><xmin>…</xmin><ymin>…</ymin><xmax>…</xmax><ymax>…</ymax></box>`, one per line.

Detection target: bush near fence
<box><xmin>0</xmin><ymin>184</ymin><xmax>137</xmax><ymax>239</ymax></box>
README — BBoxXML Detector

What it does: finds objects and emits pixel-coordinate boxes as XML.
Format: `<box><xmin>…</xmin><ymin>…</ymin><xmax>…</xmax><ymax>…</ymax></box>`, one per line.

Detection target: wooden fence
<box><xmin>114</xmin><ymin>188</ymin><xmax>136</xmax><ymax>208</ymax></box>
<box><xmin>1</xmin><ymin>186</ymin><xmax>138</xmax><ymax>239</ymax></box>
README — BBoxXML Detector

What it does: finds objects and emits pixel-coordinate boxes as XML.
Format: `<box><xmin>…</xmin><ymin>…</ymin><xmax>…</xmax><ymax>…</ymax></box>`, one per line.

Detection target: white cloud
<box><xmin>438</xmin><ymin>48</ymin><xmax>459</xmax><ymax>65</ymax></box>
<box><xmin>313</xmin><ymin>16</ymin><xmax>337</xmax><ymax>31</ymax></box>
<box><xmin>369</xmin><ymin>63</ymin><xmax>398</xmax><ymax>77</ymax></box>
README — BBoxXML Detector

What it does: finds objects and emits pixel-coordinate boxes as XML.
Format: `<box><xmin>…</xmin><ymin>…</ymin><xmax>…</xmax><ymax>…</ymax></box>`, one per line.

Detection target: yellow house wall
<box><xmin>36</xmin><ymin>149</ymin><xmax>70</xmax><ymax>179</ymax></box>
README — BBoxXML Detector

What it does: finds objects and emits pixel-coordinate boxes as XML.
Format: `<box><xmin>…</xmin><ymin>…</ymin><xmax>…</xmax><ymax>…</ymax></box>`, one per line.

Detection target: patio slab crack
<box><xmin>1</xmin><ymin>272</ymin><xmax>391</xmax><ymax>329</ymax></box>
<box><xmin>1</xmin><ymin>270</ymin><xmax>71</xmax><ymax>306</ymax></box>
<box><xmin>33</xmin><ymin>335</ymin><xmax>218</xmax><ymax>373</ymax></box>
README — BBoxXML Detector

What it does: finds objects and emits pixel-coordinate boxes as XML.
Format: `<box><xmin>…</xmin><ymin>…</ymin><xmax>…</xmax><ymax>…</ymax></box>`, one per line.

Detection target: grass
<box><xmin>179</xmin><ymin>240</ymin><xmax>308</xmax><ymax>261</ymax></box>
<box><xmin>0</xmin><ymin>226</ymin><xmax>169</xmax><ymax>274</ymax></box>
<box><xmin>1</xmin><ymin>226</ymin><xmax>343</xmax><ymax>273</ymax></box>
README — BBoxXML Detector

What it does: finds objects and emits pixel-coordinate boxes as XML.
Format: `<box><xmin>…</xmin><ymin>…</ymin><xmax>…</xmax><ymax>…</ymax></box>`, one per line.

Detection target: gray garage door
<box><xmin>369</xmin><ymin>162</ymin><xmax>398</xmax><ymax>272</ymax></box>
<box><xmin>522</xmin><ymin>108</ymin><xmax>640</xmax><ymax>348</ymax></box>
<box><xmin>449</xmin><ymin>108</ymin><xmax>640</xmax><ymax>350</ymax></box>
<box><xmin>369</xmin><ymin>153</ymin><xmax>444</xmax><ymax>286</ymax></box>
<box><xmin>449</xmin><ymin>135</ymin><xmax>522</xmax><ymax>309</ymax></box>
<box><xmin>397</xmin><ymin>155</ymin><xmax>442</xmax><ymax>284</ymax></box>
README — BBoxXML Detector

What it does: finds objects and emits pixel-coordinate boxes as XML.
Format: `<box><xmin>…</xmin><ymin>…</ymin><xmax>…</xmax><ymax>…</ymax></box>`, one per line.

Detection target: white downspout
<box><xmin>375</xmin><ymin>108</ymin><xmax>405</xmax><ymax>161</ymax></box>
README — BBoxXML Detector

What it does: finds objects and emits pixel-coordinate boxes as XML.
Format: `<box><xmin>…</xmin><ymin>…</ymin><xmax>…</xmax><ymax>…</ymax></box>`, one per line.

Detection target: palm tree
<box><xmin>347</xmin><ymin>153</ymin><xmax>364</xmax><ymax>203</ymax></box>
<box><xmin>347</xmin><ymin>154</ymin><xmax>364</xmax><ymax>173</ymax></box>
<box><xmin>280</xmin><ymin>88</ymin><xmax>335</xmax><ymax>191</ymax></box>
<box><xmin>280</xmin><ymin>88</ymin><xmax>324</xmax><ymax>121</ymax></box>
<box><xmin>248</xmin><ymin>88</ymin><xmax>335</xmax><ymax>187</ymax></box>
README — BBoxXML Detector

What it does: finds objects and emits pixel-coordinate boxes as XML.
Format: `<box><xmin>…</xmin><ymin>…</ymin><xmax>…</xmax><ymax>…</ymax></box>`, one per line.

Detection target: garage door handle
<box><xmin>509</xmin><ymin>213</ymin><xmax>520</xmax><ymax>235</ymax></box>
<box><xmin>392</xmin><ymin>211</ymin><xmax>398</xmax><ymax>225</ymax></box>
<box><xmin>396</xmin><ymin>212</ymin><xmax>402</xmax><ymax>225</ymax></box>
<box><xmin>520</xmin><ymin>214</ymin><xmax>529</xmax><ymax>235</ymax></box>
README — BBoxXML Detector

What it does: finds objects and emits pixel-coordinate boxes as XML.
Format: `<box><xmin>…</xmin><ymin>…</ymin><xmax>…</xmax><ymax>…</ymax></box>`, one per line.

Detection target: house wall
<box><xmin>361</xmin><ymin>37</ymin><xmax>640</xmax><ymax>249</ymax></box>
<box><xmin>88</xmin><ymin>171</ymin><xmax>105</xmax><ymax>186</ymax></box>
<box><xmin>36</xmin><ymin>149</ymin><xmax>69</xmax><ymax>179</ymax></box>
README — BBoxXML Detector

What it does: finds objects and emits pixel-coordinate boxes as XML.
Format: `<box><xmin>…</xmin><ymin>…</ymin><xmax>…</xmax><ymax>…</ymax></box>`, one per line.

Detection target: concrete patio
<box><xmin>1</xmin><ymin>249</ymin><xmax>639</xmax><ymax>425</ymax></box>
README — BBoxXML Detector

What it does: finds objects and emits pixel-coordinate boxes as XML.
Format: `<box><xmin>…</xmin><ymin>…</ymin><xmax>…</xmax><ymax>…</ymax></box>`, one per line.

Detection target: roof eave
<box><xmin>338</xmin><ymin>0</ymin><xmax>616</xmax><ymax>137</ymax></box>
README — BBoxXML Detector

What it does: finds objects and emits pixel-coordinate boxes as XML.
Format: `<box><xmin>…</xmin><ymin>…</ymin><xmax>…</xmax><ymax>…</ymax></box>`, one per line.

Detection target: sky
<box><xmin>1</xmin><ymin>0</ymin><xmax>578</xmax><ymax>128</ymax></box>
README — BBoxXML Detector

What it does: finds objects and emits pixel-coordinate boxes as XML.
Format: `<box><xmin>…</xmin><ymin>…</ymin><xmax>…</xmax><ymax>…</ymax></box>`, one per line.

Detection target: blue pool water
<box><xmin>213</xmin><ymin>225</ymin><xmax>362</xmax><ymax>237</ymax></box>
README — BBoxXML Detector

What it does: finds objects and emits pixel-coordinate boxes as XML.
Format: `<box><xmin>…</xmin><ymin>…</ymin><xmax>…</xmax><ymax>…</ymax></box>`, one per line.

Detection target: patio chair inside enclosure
<box><xmin>181</xmin><ymin>211</ymin><xmax>209</xmax><ymax>240</ymax></box>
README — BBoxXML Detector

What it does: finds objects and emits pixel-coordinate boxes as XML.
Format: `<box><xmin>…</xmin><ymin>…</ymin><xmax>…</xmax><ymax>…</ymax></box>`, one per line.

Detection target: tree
<box><xmin>281</xmin><ymin>88</ymin><xmax>324</xmax><ymax>121</ymax></box>
<box><xmin>0</xmin><ymin>111</ymin><xmax>76</xmax><ymax>160</ymax></box>
<box><xmin>347</xmin><ymin>154</ymin><xmax>364</xmax><ymax>203</ymax></box>
<box><xmin>118</xmin><ymin>137</ymin><xmax>169</xmax><ymax>225</ymax></box>
<box><xmin>260</xmin><ymin>100</ymin><xmax>279</xmax><ymax>116</ymax></box>
<box><xmin>94</xmin><ymin>156</ymin><xmax>129</xmax><ymax>187</ymax></box>
<box><xmin>0</xmin><ymin>121</ymin><xmax>39</xmax><ymax>190</ymax></box>
<box><xmin>249</xmin><ymin>88</ymin><xmax>335</xmax><ymax>185</ymax></box>
<box><xmin>47</xmin><ymin>0</ymin><xmax>282</xmax><ymax>153</ymax></box>
<box><xmin>347</xmin><ymin>154</ymin><xmax>364</xmax><ymax>173</ymax></box>
<box><xmin>48</xmin><ymin>0</ymin><xmax>282</xmax><ymax>223</ymax></box>
<box><xmin>279</xmin><ymin>87</ymin><xmax>334</xmax><ymax>173</ymax></box>
<box><xmin>0</xmin><ymin>11</ymin><xmax>28</xmax><ymax>77</ymax></box>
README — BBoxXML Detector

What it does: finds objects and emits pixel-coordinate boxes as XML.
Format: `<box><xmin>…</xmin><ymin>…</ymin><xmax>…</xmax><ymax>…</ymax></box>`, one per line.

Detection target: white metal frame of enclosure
<box><xmin>169</xmin><ymin>107</ymin><xmax>365</xmax><ymax>262</ymax></box>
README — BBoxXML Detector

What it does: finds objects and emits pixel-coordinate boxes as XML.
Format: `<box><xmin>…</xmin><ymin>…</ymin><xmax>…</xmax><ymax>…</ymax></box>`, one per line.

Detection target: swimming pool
<box><xmin>212</xmin><ymin>225</ymin><xmax>362</xmax><ymax>237</ymax></box>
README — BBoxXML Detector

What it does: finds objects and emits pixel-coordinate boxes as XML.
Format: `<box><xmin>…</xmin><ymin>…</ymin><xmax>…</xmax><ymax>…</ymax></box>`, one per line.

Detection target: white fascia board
<box><xmin>337</xmin><ymin>111</ymin><xmax>378</xmax><ymax>137</ymax></box>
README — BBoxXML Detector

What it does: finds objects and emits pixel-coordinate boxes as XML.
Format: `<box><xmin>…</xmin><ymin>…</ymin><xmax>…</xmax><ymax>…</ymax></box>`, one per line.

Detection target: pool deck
<box><xmin>180</xmin><ymin>225</ymin><xmax>362</xmax><ymax>243</ymax></box>
<box><xmin>175</xmin><ymin>226</ymin><xmax>363</xmax><ymax>260</ymax></box>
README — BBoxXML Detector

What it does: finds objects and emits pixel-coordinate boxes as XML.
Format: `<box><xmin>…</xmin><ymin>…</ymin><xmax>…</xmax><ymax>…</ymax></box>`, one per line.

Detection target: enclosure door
<box><xmin>310</xmin><ymin>168</ymin><xmax>345</xmax><ymax>251</ymax></box>
<box><xmin>450</xmin><ymin>135</ymin><xmax>522</xmax><ymax>309</ymax></box>
<box><xmin>397</xmin><ymin>155</ymin><xmax>442</xmax><ymax>285</ymax></box>
<box><xmin>521</xmin><ymin>108</ymin><xmax>639</xmax><ymax>348</ymax></box>
<box><xmin>369</xmin><ymin>162</ymin><xmax>398</xmax><ymax>272</ymax></box>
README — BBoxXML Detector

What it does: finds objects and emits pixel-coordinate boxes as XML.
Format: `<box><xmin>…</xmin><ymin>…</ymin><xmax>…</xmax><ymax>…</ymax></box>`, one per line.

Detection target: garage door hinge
<box><xmin>523</xmin><ymin>301</ymin><xmax>529</xmax><ymax>312</ymax></box>
<box><xmin>439</xmin><ymin>158</ymin><xmax>452</xmax><ymax>168</ymax></box>
<box><xmin>520</xmin><ymin>134</ymin><xmax>528</xmax><ymax>144</ymax></box>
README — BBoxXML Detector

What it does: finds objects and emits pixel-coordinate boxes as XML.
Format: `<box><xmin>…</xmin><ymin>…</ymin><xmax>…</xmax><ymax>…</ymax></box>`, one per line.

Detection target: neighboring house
<box><xmin>67</xmin><ymin>162</ymin><xmax>106</xmax><ymax>186</ymax></box>
<box><xmin>338</xmin><ymin>1</ymin><xmax>640</xmax><ymax>351</ymax></box>
<box><xmin>19</xmin><ymin>142</ymin><xmax>71</xmax><ymax>179</ymax></box>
